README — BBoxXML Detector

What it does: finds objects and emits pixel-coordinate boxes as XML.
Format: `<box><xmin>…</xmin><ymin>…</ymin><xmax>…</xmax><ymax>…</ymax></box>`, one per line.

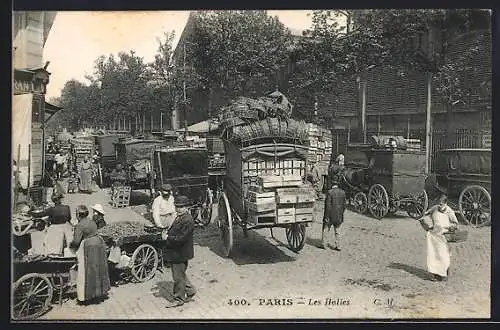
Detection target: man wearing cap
<box><xmin>151</xmin><ymin>184</ymin><xmax>177</xmax><ymax>230</ymax></box>
<box><xmin>322</xmin><ymin>178</ymin><xmax>346</xmax><ymax>251</ymax></box>
<box><xmin>90</xmin><ymin>204</ymin><xmax>107</xmax><ymax>229</ymax></box>
<box><xmin>163</xmin><ymin>195</ymin><xmax>196</xmax><ymax>308</ymax></box>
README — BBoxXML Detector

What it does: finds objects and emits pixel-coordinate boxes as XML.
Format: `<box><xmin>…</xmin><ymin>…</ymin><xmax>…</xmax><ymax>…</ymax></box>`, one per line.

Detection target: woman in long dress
<box><xmin>423</xmin><ymin>194</ymin><xmax>459</xmax><ymax>281</ymax></box>
<box><xmin>78</xmin><ymin>156</ymin><xmax>93</xmax><ymax>194</ymax></box>
<box><xmin>70</xmin><ymin>205</ymin><xmax>110</xmax><ymax>304</ymax></box>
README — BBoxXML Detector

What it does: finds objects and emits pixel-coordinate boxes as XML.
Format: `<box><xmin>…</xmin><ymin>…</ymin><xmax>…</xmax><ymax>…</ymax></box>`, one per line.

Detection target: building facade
<box><xmin>12</xmin><ymin>11</ymin><xmax>57</xmax><ymax>201</ymax></box>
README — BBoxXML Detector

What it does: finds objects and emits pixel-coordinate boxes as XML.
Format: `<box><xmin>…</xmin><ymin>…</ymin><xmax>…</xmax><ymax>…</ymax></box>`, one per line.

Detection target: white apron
<box><xmin>426</xmin><ymin>211</ymin><xmax>451</xmax><ymax>277</ymax></box>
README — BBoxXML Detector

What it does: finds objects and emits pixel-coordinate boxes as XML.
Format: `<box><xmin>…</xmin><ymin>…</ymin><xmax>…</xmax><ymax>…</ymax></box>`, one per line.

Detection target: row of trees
<box><xmin>48</xmin><ymin>9</ymin><xmax>491</xmax><ymax>132</ymax></box>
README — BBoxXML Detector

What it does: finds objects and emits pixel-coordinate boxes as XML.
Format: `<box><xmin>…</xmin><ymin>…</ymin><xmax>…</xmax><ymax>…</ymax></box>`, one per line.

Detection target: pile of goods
<box><xmin>218</xmin><ymin>92</ymin><xmax>308</xmax><ymax>146</ymax></box>
<box><xmin>245</xmin><ymin>174</ymin><xmax>316</xmax><ymax>225</ymax></box>
<box><xmin>306</xmin><ymin>123</ymin><xmax>333</xmax><ymax>173</ymax></box>
<box><xmin>97</xmin><ymin>222</ymin><xmax>152</xmax><ymax>242</ymax></box>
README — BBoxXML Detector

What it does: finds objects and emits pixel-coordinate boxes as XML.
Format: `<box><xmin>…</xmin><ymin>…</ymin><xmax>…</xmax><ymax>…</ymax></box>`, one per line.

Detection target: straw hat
<box><xmin>90</xmin><ymin>203</ymin><xmax>106</xmax><ymax>215</ymax></box>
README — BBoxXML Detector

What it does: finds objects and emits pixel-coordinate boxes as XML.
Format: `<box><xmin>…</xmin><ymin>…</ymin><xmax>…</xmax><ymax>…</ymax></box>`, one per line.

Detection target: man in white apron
<box><xmin>152</xmin><ymin>184</ymin><xmax>177</xmax><ymax>229</ymax></box>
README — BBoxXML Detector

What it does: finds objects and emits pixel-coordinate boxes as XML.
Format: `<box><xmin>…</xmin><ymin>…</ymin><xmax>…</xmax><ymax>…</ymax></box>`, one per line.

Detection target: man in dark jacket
<box><xmin>163</xmin><ymin>195</ymin><xmax>196</xmax><ymax>308</ymax></box>
<box><xmin>322</xmin><ymin>178</ymin><xmax>346</xmax><ymax>251</ymax></box>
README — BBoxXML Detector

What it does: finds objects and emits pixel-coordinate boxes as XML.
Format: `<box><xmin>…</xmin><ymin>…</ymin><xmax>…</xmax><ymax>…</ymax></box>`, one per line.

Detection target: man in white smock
<box><xmin>152</xmin><ymin>184</ymin><xmax>177</xmax><ymax>229</ymax></box>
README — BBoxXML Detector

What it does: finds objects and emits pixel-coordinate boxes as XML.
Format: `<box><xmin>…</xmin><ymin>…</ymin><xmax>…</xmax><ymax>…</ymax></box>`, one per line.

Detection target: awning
<box><xmin>45</xmin><ymin>101</ymin><xmax>63</xmax><ymax>115</ymax></box>
<box><xmin>177</xmin><ymin>120</ymin><xmax>219</xmax><ymax>134</ymax></box>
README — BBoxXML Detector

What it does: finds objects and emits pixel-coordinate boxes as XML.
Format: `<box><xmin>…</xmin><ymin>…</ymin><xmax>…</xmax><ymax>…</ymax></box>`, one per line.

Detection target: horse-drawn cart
<box><xmin>431</xmin><ymin>148</ymin><xmax>491</xmax><ymax>227</ymax></box>
<box><xmin>151</xmin><ymin>146</ymin><xmax>214</xmax><ymax>227</ymax></box>
<box><xmin>337</xmin><ymin>137</ymin><xmax>428</xmax><ymax>220</ymax></box>
<box><xmin>217</xmin><ymin>117</ymin><xmax>315</xmax><ymax>257</ymax></box>
<box><xmin>12</xmin><ymin>253</ymin><xmax>76</xmax><ymax>320</ymax></box>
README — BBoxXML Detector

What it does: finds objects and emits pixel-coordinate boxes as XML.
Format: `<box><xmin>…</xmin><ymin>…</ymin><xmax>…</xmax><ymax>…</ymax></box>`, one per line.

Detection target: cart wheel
<box><xmin>286</xmin><ymin>223</ymin><xmax>306</xmax><ymax>253</ymax></box>
<box><xmin>353</xmin><ymin>192</ymin><xmax>368</xmax><ymax>214</ymax></box>
<box><xmin>199</xmin><ymin>188</ymin><xmax>214</xmax><ymax>226</ymax></box>
<box><xmin>368</xmin><ymin>184</ymin><xmax>389</xmax><ymax>219</ymax></box>
<box><xmin>12</xmin><ymin>273</ymin><xmax>53</xmax><ymax>320</ymax></box>
<box><xmin>130</xmin><ymin>244</ymin><xmax>159</xmax><ymax>282</ymax></box>
<box><xmin>218</xmin><ymin>192</ymin><xmax>233</xmax><ymax>258</ymax></box>
<box><xmin>407</xmin><ymin>190</ymin><xmax>429</xmax><ymax>219</ymax></box>
<box><xmin>459</xmin><ymin>185</ymin><xmax>491</xmax><ymax>227</ymax></box>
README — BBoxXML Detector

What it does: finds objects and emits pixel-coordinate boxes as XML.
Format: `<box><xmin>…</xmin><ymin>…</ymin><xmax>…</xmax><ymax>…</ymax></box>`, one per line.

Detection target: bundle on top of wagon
<box><xmin>336</xmin><ymin>135</ymin><xmax>429</xmax><ymax>220</ymax></box>
<box><xmin>216</xmin><ymin>91</ymin><xmax>317</xmax><ymax>257</ymax></box>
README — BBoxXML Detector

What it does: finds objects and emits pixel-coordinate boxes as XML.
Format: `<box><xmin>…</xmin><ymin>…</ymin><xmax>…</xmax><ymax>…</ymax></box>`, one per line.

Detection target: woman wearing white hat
<box><xmin>91</xmin><ymin>204</ymin><xmax>107</xmax><ymax>229</ymax></box>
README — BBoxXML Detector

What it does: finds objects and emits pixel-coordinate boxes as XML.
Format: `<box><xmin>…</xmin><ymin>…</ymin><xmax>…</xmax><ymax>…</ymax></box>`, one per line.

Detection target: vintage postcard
<box><xmin>11</xmin><ymin>9</ymin><xmax>492</xmax><ymax>320</ymax></box>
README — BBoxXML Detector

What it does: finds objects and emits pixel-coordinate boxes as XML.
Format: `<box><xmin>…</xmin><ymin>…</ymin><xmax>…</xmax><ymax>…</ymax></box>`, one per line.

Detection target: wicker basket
<box><xmin>444</xmin><ymin>230</ymin><xmax>468</xmax><ymax>243</ymax></box>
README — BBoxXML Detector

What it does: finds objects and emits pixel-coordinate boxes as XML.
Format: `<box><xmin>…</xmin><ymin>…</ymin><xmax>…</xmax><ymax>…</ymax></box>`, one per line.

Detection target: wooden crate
<box><xmin>295</xmin><ymin>202</ymin><xmax>315</xmax><ymax>215</ymax></box>
<box><xmin>276</xmin><ymin>187</ymin><xmax>316</xmax><ymax>204</ymax></box>
<box><xmin>295</xmin><ymin>213</ymin><xmax>313</xmax><ymax>222</ymax></box>
<box><xmin>276</xmin><ymin>215</ymin><xmax>295</xmax><ymax>224</ymax></box>
<box><xmin>277</xmin><ymin>206</ymin><xmax>295</xmax><ymax>217</ymax></box>
<box><xmin>281</xmin><ymin>174</ymin><xmax>303</xmax><ymax>187</ymax></box>
<box><xmin>247</xmin><ymin>201</ymin><xmax>276</xmax><ymax>213</ymax></box>
<box><xmin>248</xmin><ymin>210</ymin><xmax>275</xmax><ymax>225</ymax></box>
<box><xmin>247</xmin><ymin>190</ymin><xmax>275</xmax><ymax>202</ymax></box>
<box><xmin>256</xmin><ymin>175</ymin><xmax>283</xmax><ymax>188</ymax></box>
<box><xmin>111</xmin><ymin>186</ymin><xmax>131</xmax><ymax>208</ymax></box>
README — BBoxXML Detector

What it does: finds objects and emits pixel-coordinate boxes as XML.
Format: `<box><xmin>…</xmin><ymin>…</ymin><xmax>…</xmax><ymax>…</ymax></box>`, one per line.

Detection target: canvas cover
<box><xmin>12</xmin><ymin>94</ymin><xmax>33</xmax><ymax>189</ymax></box>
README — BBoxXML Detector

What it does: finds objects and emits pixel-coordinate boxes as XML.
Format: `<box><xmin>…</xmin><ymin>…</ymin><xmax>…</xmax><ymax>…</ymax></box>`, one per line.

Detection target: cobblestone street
<box><xmin>38</xmin><ymin>187</ymin><xmax>490</xmax><ymax>320</ymax></box>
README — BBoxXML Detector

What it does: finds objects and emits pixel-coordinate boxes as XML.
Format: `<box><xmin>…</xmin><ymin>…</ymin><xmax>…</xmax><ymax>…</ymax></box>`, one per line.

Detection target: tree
<box><xmin>288</xmin><ymin>9</ymin><xmax>491</xmax><ymax>128</ymax></box>
<box><xmin>88</xmin><ymin>51</ymin><xmax>153</xmax><ymax>130</ymax></box>
<box><xmin>184</xmin><ymin>10</ymin><xmax>294</xmax><ymax>114</ymax></box>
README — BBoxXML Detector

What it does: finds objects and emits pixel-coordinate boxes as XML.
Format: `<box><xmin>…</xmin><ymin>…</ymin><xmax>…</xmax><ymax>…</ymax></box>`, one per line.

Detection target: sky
<box><xmin>43</xmin><ymin>10</ymin><xmax>315</xmax><ymax>99</ymax></box>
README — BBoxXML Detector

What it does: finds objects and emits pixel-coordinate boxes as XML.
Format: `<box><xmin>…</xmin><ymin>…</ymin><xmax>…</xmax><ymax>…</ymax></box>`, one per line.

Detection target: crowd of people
<box><xmin>33</xmin><ymin>183</ymin><xmax>196</xmax><ymax>308</ymax></box>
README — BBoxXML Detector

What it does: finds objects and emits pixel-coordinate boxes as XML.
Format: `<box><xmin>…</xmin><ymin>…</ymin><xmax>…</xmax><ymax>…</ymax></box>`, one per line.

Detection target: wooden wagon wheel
<box><xmin>459</xmin><ymin>185</ymin><xmax>491</xmax><ymax>227</ymax></box>
<box><xmin>368</xmin><ymin>184</ymin><xmax>389</xmax><ymax>219</ymax></box>
<box><xmin>407</xmin><ymin>190</ymin><xmax>429</xmax><ymax>219</ymax></box>
<box><xmin>12</xmin><ymin>273</ymin><xmax>53</xmax><ymax>320</ymax></box>
<box><xmin>199</xmin><ymin>188</ymin><xmax>214</xmax><ymax>226</ymax></box>
<box><xmin>217</xmin><ymin>192</ymin><xmax>233</xmax><ymax>258</ymax></box>
<box><xmin>130</xmin><ymin>244</ymin><xmax>159</xmax><ymax>282</ymax></box>
<box><xmin>286</xmin><ymin>223</ymin><xmax>306</xmax><ymax>253</ymax></box>
<box><xmin>352</xmin><ymin>192</ymin><xmax>368</xmax><ymax>214</ymax></box>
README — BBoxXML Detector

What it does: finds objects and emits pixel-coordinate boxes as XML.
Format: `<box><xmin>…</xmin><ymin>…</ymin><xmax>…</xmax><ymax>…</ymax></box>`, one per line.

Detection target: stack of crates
<box><xmin>111</xmin><ymin>186</ymin><xmax>131</xmax><ymax>208</ymax></box>
<box><xmin>306</xmin><ymin>123</ymin><xmax>333</xmax><ymax>168</ymax></box>
<box><xmin>72</xmin><ymin>139</ymin><xmax>94</xmax><ymax>165</ymax></box>
<box><xmin>245</xmin><ymin>174</ymin><xmax>316</xmax><ymax>225</ymax></box>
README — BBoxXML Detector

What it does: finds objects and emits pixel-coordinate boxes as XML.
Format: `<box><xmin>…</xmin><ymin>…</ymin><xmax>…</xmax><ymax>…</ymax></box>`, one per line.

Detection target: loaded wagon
<box><xmin>151</xmin><ymin>146</ymin><xmax>213</xmax><ymax>227</ymax></box>
<box><xmin>12</xmin><ymin>254</ymin><xmax>77</xmax><ymax>320</ymax></box>
<box><xmin>430</xmin><ymin>148</ymin><xmax>491</xmax><ymax>227</ymax></box>
<box><xmin>11</xmin><ymin>222</ymin><xmax>166</xmax><ymax>320</ymax></box>
<box><xmin>113</xmin><ymin>138</ymin><xmax>164</xmax><ymax>189</ymax></box>
<box><xmin>217</xmin><ymin>117</ymin><xmax>316</xmax><ymax>257</ymax></box>
<box><xmin>337</xmin><ymin>136</ymin><xmax>428</xmax><ymax>220</ymax></box>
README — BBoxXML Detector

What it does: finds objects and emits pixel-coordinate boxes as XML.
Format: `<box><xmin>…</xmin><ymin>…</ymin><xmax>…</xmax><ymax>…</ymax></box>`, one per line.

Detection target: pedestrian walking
<box><xmin>163</xmin><ymin>195</ymin><xmax>196</xmax><ymax>308</ymax></box>
<box><xmin>78</xmin><ymin>156</ymin><xmax>93</xmax><ymax>194</ymax></box>
<box><xmin>421</xmin><ymin>194</ymin><xmax>459</xmax><ymax>281</ymax></box>
<box><xmin>151</xmin><ymin>183</ymin><xmax>177</xmax><ymax>229</ymax></box>
<box><xmin>321</xmin><ymin>178</ymin><xmax>346</xmax><ymax>251</ymax></box>
<box><xmin>70</xmin><ymin>205</ymin><xmax>111</xmax><ymax>304</ymax></box>
<box><xmin>90</xmin><ymin>204</ymin><xmax>107</xmax><ymax>229</ymax></box>
<box><xmin>43</xmin><ymin>192</ymin><xmax>74</xmax><ymax>255</ymax></box>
